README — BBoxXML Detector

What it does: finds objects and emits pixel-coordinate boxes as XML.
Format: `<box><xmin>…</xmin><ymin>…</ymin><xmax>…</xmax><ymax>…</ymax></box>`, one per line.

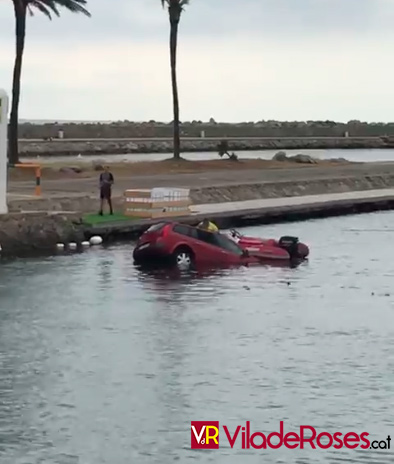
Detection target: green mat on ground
<box><xmin>83</xmin><ymin>213</ymin><xmax>137</xmax><ymax>225</ymax></box>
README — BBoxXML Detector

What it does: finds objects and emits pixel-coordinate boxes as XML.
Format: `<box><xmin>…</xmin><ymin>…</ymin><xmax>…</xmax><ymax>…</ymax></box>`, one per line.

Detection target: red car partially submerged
<box><xmin>133</xmin><ymin>221</ymin><xmax>309</xmax><ymax>269</ymax></box>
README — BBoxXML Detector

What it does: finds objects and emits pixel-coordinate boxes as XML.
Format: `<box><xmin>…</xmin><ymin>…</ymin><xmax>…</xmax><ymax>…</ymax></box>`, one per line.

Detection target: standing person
<box><xmin>99</xmin><ymin>166</ymin><xmax>114</xmax><ymax>215</ymax></box>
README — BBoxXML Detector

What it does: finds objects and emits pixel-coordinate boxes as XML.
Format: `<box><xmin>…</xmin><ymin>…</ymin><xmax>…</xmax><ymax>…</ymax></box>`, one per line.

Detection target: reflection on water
<box><xmin>1</xmin><ymin>212</ymin><xmax>394</xmax><ymax>463</ymax></box>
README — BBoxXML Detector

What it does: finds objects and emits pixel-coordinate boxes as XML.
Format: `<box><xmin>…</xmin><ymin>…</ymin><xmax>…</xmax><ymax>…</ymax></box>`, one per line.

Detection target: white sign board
<box><xmin>151</xmin><ymin>187</ymin><xmax>190</xmax><ymax>200</ymax></box>
<box><xmin>0</xmin><ymin>88</ymin><xmax>8</xmax><ymax>214</ymax></box>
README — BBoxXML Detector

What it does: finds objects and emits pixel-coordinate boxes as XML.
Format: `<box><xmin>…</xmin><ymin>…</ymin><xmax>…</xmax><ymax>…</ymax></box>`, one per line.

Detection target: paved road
<box><xmin>8</xmin><ymin>162</ymin><xmax>394</xmax><ymax>197</ymax></box>
<box><xmin>192</xmin><ymin>188</ymin><xmax>394</xmax><ymax>214</ymax></box>
<box><xmin>19</xmin><ymin>136</ymin><xmax>384</xmax><ymax>143</ymax></box>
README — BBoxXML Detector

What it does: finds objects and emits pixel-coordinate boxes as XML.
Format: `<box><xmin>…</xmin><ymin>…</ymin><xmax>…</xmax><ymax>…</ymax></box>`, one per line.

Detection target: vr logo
<box><xmin>191</xmin><ymin>421</ymin><xmax>219</xmax><ymax>449</ymax></box>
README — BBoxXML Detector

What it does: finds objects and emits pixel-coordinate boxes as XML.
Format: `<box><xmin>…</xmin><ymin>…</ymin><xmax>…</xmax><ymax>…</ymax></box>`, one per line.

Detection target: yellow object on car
<box><xmin>198</xmin><ymin>219</ymin><xmax>219</xmax><ymax>232</ymax></box>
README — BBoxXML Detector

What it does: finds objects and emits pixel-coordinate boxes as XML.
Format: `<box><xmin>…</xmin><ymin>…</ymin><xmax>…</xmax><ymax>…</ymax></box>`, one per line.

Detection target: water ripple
<box><xmin>0</xmin><ymin>211</ymin><xmax>394</xmax><ymax>463</ymax></box>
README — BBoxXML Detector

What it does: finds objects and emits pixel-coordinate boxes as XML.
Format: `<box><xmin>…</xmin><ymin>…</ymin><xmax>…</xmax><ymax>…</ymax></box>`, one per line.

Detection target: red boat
<box><xmin>228</xmin><ymin>229</ymin><xmax>309</xmax><ymax>261</ymax></box>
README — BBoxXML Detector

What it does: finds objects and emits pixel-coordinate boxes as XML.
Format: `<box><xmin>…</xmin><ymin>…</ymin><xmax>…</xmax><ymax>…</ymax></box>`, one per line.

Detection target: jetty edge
<box><xmin>83</xmin><ymin>189</ymin><xmax>394</xmax><ymax>241</ymax></box>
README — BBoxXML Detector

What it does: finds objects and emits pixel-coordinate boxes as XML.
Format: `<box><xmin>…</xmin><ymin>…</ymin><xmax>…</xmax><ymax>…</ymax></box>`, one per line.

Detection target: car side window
<box><xmin>196</xmin><ymin>229</ymin><xmax>243</xmax><ymax>254</ymax></box>
<box><xmin>173</xmin><ymin>224</ymin><xmax>199</xmax><ymax>240</ymax></box>
<box><xmin>173</xmin><ymin>225</ymin><xmax>243</xmax><ymax>255</ymax></box>
<box><xmin>187</xmin><ymin>227</ymin><xmax>199</xmax><ymax>240</ymax></box>
<box><xmin>173</xmin><ymin>225</ymin><xmax>189</xmax><ymax>236</ymax></box>
<box><xmin>196</xmin><ymin>229</ymin><xmax>218</xmax><ymax>246</ymax></box>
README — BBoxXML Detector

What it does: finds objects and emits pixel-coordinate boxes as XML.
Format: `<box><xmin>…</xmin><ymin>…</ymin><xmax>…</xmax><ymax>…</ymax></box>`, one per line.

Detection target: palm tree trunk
<box><xmin>8</xmin><ymin>3</ymin><xmax>27</xmax><ymax>165</ymax></box>
<box><xmin>169</xmin><ymin>19</ymin><xmax>180</xmax><ymax>160</ymax></box>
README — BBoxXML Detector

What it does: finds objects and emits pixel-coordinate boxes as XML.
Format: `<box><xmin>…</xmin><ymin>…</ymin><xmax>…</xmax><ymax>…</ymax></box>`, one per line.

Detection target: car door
<box><xmin>171</xmin><ymin>224</ymin><xmax>203</xmax><ymax>256</ymax></box>
<box><xmin>172</xmin><ymin>224</ymin><xmax>245</xmax><ymax>264</ymax></box>
<box><xmin>194</xmin><ymin>228</ymin><xmax>244</xmax><ymax>264</ymax></box>
<box><xmin>177</xmin><ymin>225</ymin><xmax>216</xmax><ymax>263</ymax></box>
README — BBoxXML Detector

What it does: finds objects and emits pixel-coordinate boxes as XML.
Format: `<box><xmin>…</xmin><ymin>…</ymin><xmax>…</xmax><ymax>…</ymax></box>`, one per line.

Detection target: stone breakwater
<box><xmin>0</xmin><ymin>212</ymin><xmax>85</xmax><ymax>256</ymax></box>
<box><xmin>17</xmin><ymin>121</ymin><xmax>394</xmax><ymax>139</ymax></box>
<box><xmin>19</xmin><ymin>137</ymin><xmax>391</xmax><ymax>157</ymax></box>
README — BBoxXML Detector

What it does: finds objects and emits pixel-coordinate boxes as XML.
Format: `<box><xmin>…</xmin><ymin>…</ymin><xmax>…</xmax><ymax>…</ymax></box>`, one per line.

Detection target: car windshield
<box><xmin>214</xmin><ymin>233</ymin><xmax>244</xmax><ymax>255</ymax></box>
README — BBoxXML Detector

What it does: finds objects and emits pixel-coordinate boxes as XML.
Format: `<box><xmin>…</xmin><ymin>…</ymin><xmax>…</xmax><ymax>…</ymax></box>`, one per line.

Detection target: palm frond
<box><xmin>28</xmin><ymin>0</ymin><xmax>57</xmax><ymax>18</ymax></box>
<box><xmin>25</xmin><ymin>0</ymin><xmax>90</xmax><ymax>18</ymax></box>
<box><xmin>50</xmin><ymin>0</ymin><xmax>91</xmax><ymax>17</ymax></box>
<box><xmin>161</xmin><ymin>0</ymin><xmax>190</xmax><ymax>9</ymax></box>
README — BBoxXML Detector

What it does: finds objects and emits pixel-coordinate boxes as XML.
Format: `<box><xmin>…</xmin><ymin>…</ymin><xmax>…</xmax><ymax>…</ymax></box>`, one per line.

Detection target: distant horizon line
<box><xmin>18</xmin><ymin>118</ymin><xmax>394</xmax><ymax>125</ymax></box>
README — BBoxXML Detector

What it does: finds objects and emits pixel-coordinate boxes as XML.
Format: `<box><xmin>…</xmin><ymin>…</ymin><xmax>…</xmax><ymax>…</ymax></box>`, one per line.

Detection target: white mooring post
<box><xmin>0</xmin><ymin>89</ymin><xmax>8</xmax><ymax>214</ymax></box>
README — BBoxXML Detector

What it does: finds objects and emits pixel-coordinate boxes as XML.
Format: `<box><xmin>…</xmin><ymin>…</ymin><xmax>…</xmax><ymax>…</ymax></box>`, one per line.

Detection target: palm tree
<box><xmin>8</xmin><ymin>0</ymin><xmax>91</xmax><ymax>164</ymax></box>
<box><xmin>161</xmin><ymin>0</ymin><xmax>189</xmax><ymax>160</ymax></box>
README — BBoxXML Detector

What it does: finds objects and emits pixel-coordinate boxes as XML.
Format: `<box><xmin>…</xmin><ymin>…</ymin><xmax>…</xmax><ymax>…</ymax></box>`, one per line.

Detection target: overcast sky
<box><xmin>1</xmin><ymin>0</ymin><xmax>394</xmax><ymax>122</ymax></box>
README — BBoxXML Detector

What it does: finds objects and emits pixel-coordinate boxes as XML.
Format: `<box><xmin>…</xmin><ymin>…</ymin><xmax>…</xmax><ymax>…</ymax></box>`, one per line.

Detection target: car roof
<box><xmin>165</xmin><ymin>221</ymin><xmax>192</xmax><ymax>227</ymax></box>
<box><xmin>152</xmin><ymin>221</ymin><xmax>199</xmax><ymax>229</ymax></box>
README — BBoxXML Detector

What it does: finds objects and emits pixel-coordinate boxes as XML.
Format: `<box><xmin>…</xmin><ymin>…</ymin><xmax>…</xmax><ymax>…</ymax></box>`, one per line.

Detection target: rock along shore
<box><xmin>0</xmin><ymin>212</ymin><xmax>85</xmax><ymax>257</ymax></box>
<box><xmin>18</xmin><ymin>137</ymin><xmax>393</xmax><ymax>157</ymax></box>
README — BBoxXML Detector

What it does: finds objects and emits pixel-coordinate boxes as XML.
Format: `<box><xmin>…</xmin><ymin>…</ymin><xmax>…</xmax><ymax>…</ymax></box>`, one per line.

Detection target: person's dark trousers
<box><xmin>99</xmin><ymin>187</ymin><xmax>113</xmax><ymax>215</ymax></box>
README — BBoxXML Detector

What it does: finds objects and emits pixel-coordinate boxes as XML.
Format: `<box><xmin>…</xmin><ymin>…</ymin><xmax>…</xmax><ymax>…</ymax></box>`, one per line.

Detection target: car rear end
<box><xmin>133</xmin><ymin>222</ymin><xmax>174</xmax><ymax>264</ymax></box>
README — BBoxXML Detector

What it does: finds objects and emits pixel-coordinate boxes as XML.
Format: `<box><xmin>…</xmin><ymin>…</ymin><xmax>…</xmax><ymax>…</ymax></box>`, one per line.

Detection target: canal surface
<box><xmin>24</xmin><ymin>147</ymin><xmax>394</xmax><ymax>164</ymax></box>
<box><xmin>0</xmin><ymin>212</ymin><xmax>393</xmax><ymax>463</ymax></box>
